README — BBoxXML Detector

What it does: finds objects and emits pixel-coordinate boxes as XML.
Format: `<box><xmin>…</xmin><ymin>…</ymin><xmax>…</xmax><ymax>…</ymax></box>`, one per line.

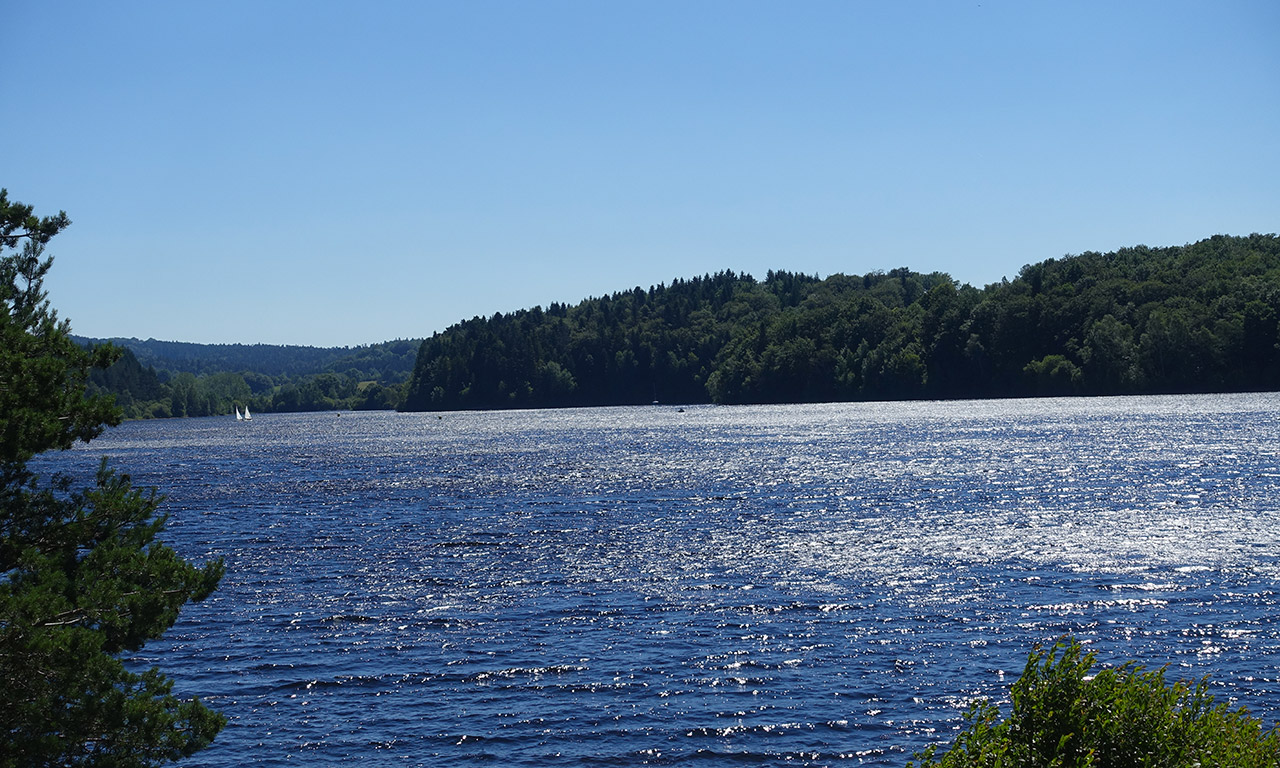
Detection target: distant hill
<box><xmin>79</xmin><ymin>233</ymin><xmax>1280</xmax><ymax>418</ymax></box>
<box><xmin>402</xmin><ymin>234</ymin><xmax>1280</xmax><ymax>411</ymax></box>
<box><xmin>74</xmin><ymin>337</ymin><xmax>421</xmax><ymax>380</ymax></box>
<box><xmin>78</xmin><ymin>337</ymin><xmax>420</xmax><ymax>418</ymax></box>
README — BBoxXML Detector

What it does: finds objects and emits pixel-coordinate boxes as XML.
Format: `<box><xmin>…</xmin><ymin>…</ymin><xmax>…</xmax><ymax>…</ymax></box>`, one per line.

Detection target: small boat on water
<box><xmin>235</xmin><ymin>407</ymin><xmax>243</xmax><ymax>421</ymax></box>
<box><xmin>243</xmin><ymin>406</ymin><xmax>252</xmax><ymax>421</ymax></box>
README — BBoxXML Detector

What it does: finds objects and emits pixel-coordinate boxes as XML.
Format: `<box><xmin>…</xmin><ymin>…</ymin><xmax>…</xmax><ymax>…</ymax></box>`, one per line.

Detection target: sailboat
<box><xmin>235</xmin><ymin>407</ymin><xmax>243</xmax><ymax>421</ymax></box>
<box><xmin>243</xmin><ymin>405</ymin><xmax>252</xmax><ymax>421</ymax></box>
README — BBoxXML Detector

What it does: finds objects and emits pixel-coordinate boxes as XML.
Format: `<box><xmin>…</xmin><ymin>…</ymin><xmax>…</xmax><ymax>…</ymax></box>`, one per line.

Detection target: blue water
<box><xmin>36</xmin><ymin>394</ymin><xmax>1280</xmax><ymax>765</ymax></box>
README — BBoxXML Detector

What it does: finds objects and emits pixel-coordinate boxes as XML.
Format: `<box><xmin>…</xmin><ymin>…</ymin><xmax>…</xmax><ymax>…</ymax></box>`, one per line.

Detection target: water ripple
<box><xmin>33</xmin><ymin>393</ymin><xmax>1280</xmax><ymax>766</ymax></box>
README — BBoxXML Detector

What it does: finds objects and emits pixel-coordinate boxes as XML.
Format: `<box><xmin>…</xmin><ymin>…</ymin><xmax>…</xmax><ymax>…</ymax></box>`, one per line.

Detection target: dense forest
<box><xmin>82</xmin><ymin>234</ymin><xmax>1279</xmax><ymax>418</ymax></box>
<box><xmin>82</xmin><ymin>338</ymin><xmax>418</xmax><ymax>419</ymax></box>
<box><xmin>402</xmin><ymin>234</ymin><xmax>1280</xmax><ymax>411</ymax></box>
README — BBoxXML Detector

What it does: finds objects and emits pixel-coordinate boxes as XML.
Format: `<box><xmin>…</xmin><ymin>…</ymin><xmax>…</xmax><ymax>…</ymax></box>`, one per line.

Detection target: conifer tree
<box><xmin>0</xmin><ymin>189</ymin><xmax>225</xmax><ymax>766</ymax></box>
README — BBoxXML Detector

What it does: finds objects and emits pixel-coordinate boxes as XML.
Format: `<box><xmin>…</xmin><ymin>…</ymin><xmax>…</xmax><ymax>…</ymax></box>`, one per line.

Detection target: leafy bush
<box><xmin>910</xmin><ymin>639</ymin><xmax>1280</xmax><ymax>768</ymax></box>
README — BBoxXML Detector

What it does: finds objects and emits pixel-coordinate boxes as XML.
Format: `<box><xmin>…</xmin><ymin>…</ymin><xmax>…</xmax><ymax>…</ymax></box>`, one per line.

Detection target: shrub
<box><xmin>910</xmin><ymin>639</ymin><xmax>1280</xmax><ymax>767</ymax></box>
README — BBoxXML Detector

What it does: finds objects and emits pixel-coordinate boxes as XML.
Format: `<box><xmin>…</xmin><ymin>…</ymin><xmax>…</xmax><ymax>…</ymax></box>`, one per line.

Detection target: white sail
<box><xmin>244</xmin><ymin>406</ymin><xmax>252</xmax><ymax>420</ymax></box>
<box><xmin>235</xmin><ymin>407</ymin><xmax>243</xmax><ymax>421</ymax></box>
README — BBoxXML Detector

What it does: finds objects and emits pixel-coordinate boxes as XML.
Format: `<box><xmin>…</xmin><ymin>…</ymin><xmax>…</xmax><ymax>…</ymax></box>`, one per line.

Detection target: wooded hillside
<box><xmin>81</xmin><ymin>338</ymin><xmax>419</xmax><ymax>418</ymax></box>
<box><xmin>402</xmin><ymin>234</ymin><xmax>1280</xmax><ymax>410</ymax></box>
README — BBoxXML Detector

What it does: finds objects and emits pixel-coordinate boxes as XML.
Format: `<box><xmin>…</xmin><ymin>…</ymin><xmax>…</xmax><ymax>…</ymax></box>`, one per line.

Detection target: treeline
<box><xmin>84</xmin><ymin>339</ymin><xmax>418</xmax><ymax>419</ymax></box>
<box><xmin>87</xmin><ymin>337</ymin><xmax>422</xmax><ymax>380</ymax></box>
<box><xmin>402</xmin><ymin>234</ymin><xmax>1280</xmax><ymax>411</ymax></box>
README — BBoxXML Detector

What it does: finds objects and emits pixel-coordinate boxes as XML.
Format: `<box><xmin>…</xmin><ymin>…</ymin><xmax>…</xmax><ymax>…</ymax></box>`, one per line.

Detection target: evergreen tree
<box><xmin>0</xmin><ymin>190</ymin><xmax>225</xmax><ymax>766</ymax></box>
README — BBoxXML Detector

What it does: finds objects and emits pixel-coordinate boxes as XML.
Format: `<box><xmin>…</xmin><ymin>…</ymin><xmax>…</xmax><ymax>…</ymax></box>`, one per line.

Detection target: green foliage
<box><xmin>1</xmin><ymin>189</ymin><xmax>225</xmax><ymax>765</ymax></box>
<box><xmin>401</xmin><ymin>234</ymin><xmax>1280</xmax><ymax>411</ymax></box>
<box><xmin>909</xmin><ymin>639</ymin><xmax>1280</xmax><ymax>768</ymax></box>
<box><xmin>87</xmin><ymin>347</ymin><xmax>166</xmax><ymax>419</ymax></box>
<box><xmin>1024</xmin><ymin>355</ymin><xmax>1083</xmax><ymax>396</ymax></box>
<box><xmin>79</xmin><ymin>338</ymin><xmax>416</xmax><ymax>418</ymax></box>
<box><xmin>77</xmin><ymin>233</ymin><xmax>1280</xmax><ymax>416</ymax></box>
<box><xmin>86</xmin><ymin>337</ymin><xmax>421</xmax><ymax>381</ymax></box>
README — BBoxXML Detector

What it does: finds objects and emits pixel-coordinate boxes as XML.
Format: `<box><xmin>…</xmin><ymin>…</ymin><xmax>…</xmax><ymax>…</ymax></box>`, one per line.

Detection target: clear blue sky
<box><xmin>6</xmin><ymin>1</ymin><xmax>1278</xmax><ymax>347</ymax></box>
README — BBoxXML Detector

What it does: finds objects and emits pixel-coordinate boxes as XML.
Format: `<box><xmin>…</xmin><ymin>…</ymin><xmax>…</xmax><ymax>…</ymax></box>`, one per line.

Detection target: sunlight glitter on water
<box><xmin>35</xmin><ymin>393</ymin><xmax>1280</xmax><ymax>766</ymax></box>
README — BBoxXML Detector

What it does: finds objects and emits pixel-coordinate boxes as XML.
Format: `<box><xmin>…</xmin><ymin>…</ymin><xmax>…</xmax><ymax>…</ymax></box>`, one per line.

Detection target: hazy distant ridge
<box><xmin>74</xmin><ymin>337</ymin><xmax>420</xmax><ymax>379</ymax></box>
<box><xmin>78</xmin><ymin>337</ymin><xmax>421</xmax><ymax>418</ymax></box>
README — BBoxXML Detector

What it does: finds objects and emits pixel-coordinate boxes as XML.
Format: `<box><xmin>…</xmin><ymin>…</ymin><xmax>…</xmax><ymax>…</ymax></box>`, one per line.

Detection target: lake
<box><xmin>36</xmin><ymin>394</ymin><xmax>1280</xmax><ymax>766</ymax></box>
